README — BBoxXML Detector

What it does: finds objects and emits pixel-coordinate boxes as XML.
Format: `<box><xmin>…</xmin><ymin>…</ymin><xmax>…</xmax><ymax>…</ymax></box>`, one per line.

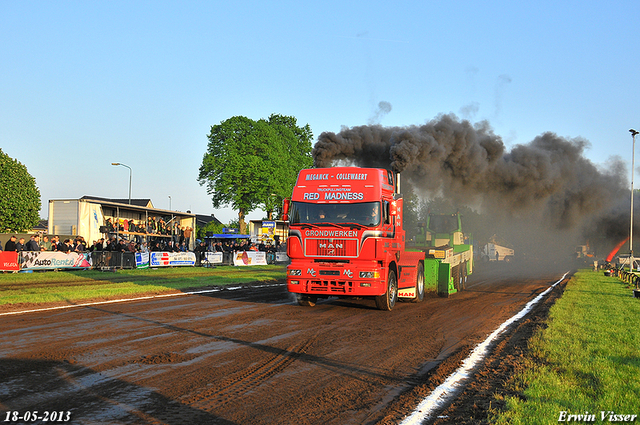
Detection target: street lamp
<box><xmin>111</xmin><ymin>162</ymin><xmax>132</xmax><ymax>205</ymax></box>
<box><xmin>630</xmin><ymin>129</ymin><xmax>638</xmax><ymax>271</ymax></box>
<box><xmin>168</xmin><ymin>195</ymin><xmax>172</xmax><ymax>211</ymax></box>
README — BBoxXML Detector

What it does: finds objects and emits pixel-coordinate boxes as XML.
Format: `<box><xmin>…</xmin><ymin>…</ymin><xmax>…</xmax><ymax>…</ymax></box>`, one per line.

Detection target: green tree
<box><xmin>196</xmin><ymin>220</ymin><xmax>225</xmax><ymax>241</ymax></box>
<box><xmin>0</xmin><ymin>149</ymin><xmax>41</xmax><ymax>232</ymax></box>
<box><xmin>198</xmin><ymin>115</ymin><xmax>313</xmax><ymax>233</ymax></box>
<box><xmin>264</xmin><ymin>114</ymin><xmax>314</xmax><ymax>219</ymax></box>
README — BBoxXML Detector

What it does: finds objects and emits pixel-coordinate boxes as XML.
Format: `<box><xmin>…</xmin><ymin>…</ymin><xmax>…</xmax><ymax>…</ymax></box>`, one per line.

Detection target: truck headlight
<box><xmin>289</xmin><ymin>269</ymin><xmax>302</xmax><ymax>276</ymax></box>
<box><xmin>359</xmin><ymin>271</ymin><xmax>380</xmax><ymax>279</ymax></box>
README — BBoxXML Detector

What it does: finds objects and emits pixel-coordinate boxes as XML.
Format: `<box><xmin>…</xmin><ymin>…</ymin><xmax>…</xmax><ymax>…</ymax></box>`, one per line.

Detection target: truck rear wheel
<box><xmin>412</xmin><ymin>263</ymin><xmax>425</xmax><ymax>303</ymax></box>
<box><xmin>452</xmin><ymin>265</ymin><xmax>463</xmax><ymax>291</ymax></box>
<box><xmin>461</xmin><ymin>262</ymin><xmax>467</xmax><ymax>290</ymax></box>
<box><xmin>375</xmin><ymin>270</ymin><xmax>398</xmax><ymax>311</ymax></box>
<box><xmin>297</xmin><ymin>295</ymin><xmax>317</xmax><ymax>307</ymax></box>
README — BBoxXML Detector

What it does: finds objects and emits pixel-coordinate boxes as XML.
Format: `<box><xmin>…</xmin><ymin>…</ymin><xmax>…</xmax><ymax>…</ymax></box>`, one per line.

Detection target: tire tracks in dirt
<box><xmin>184</xmin><ymin>334</ymin><xmax>318</xmax><ymax>409</ymax></box>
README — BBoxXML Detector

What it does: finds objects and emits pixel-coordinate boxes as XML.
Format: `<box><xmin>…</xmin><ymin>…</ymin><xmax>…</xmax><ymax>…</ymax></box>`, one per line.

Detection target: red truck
<box><xmin>282</xmin><ymin>167</ymin><xmax>425</xmax><ymax>310</ymax></box>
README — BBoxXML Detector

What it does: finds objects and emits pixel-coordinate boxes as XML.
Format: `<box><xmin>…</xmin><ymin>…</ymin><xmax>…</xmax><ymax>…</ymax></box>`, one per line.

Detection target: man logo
<box><xmin>319</xmin><ymin>243</ymin><xmax>343</xmax><ymax>249</ymax></box>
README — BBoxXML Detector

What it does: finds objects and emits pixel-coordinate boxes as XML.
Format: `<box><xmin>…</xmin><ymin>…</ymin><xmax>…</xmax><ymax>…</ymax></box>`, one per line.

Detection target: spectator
<box><xmin>41</xmin><ymin>235</ymin><xmax>52</xmax><ymax>251</ymax></box>
<box><xmin>49</xmin><ymin>236</ymin><xmax>61</xmax><ymax>251</ymax></box>
<box><xmin>183</xmin><ymin>226</ymin><xmax>193</xmax><ymax>244</ymax></box>
<box><xmin>194</xmin><ymin>241</ymin><xmax>207</xmax><ymax>264</ymax></box>
<box><xmin>174</xmin><ymin>222</ymin><xmax>182</xmax><ymax>244</ymax></box>
<box><xmin>58</xmin><ymin>239</ymin><xmax>70</xmax><ymax>253</ymax></box>
<box><xmin>4</xmin><ymin>235</ymin><xmax>17</xmax><ymax>251</ymax></box>
<box><xmin>25</xmin><ymin>235</ymin><xmax>41</xmax><ymax>251</ymax></box>
<box><xmin>115</xmin><ymin>238</ymin><xmax>127</xmax><ymax>252</ymax></box>
<box><xmin>16</xmin><ymin>237</ymin><xmax>25</xmax><ymax>251</ymax></box>
<box><xmin>75</xmin><ymin>238</ymin><xmax>86</xmax><ymax>252</ymax></box>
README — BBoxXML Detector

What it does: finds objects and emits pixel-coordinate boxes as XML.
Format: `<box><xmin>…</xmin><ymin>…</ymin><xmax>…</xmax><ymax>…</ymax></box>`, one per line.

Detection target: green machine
<box><xmin>410</xmin><ymin>212</ymin><xmax>474</xmax><ymax>297</ymax></box>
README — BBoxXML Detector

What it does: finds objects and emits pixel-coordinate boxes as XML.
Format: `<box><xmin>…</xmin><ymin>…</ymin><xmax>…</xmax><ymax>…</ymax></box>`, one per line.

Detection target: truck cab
<box><xmin>283</xmin><ymin>167</ymin><xmax>425</xmax><ymax>310</ymax></box>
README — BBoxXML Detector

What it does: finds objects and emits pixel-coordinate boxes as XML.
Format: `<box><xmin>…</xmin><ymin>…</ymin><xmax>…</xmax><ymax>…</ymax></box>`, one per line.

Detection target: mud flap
<box><xmin>437</xmin><ymin>263</ymin><xmax>452</xmax><ymax>297</ymax></box>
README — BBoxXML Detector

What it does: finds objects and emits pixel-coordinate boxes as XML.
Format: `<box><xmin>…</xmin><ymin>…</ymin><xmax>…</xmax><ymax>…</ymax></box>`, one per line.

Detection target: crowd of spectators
<box><xmin>105</xmin><ymin>217</ymin><xmax>192</xmax><ymax>239</ymax></box>
<box><xmin>1</xmin><ymin>233</ymin><xmax>285</xmax><ymax>256</ymax></box>
<box><xmin>0</xmin><ymin>234</ymin><xmax>91</xmax><ymax>253</ymax></box>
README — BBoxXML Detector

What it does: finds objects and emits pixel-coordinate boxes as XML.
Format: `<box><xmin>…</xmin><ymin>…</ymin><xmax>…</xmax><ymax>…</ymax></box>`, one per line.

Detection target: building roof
<box><xmin>81</xmin><ymin>196</ymin><xmax>154</xmax><ymax>208</ymax></box>
<box><xmin>33</xmin><ymin>219</ymin><xmax>48</xmax><ymax>231</ymax></box>
<box><xmin>195</xmin><ymin>214</ymin><xmax>223</xmax><ymax>227</ymax></box>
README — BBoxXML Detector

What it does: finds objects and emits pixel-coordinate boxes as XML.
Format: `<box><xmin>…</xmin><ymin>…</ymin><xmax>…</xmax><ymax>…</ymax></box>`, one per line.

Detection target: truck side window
<box><xmin>384</xmin><ymin>201</ymin><xmax>391</xmax><ymax>224</ymax></box>
<box><xmin>387</xmin><ymin>171</ymin><xmax>394</xmax><ymax>187</ymax></box>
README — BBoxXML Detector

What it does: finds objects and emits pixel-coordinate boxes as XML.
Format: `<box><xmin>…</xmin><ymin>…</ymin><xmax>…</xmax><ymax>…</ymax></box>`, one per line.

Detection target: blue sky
<box><xmin>2</xmin><ymin>1</ymin><xmax>639</xmax><ymax>224</ymax></box>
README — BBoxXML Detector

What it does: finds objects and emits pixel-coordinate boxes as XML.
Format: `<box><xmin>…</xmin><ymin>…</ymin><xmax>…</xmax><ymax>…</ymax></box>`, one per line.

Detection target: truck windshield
<box><xmin>429</xmin><ymin>215</ymin><xmax>459</xmax><ymax>234</ymax></box>
<box><xmin>289</xmin><ymin>201</ymin><xmax>381</xmax><ymax>227</ymax></box>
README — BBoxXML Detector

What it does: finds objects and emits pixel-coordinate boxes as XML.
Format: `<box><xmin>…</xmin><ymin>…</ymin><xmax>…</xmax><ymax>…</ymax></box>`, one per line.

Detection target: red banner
<box><xmin>0</xmin><ymin>251</ymin><xmax>20</xmax><ymax>271</ymax></box>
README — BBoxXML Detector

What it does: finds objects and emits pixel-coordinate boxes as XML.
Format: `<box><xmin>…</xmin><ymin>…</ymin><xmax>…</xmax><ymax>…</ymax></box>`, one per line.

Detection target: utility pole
<box><xmin>111</xmin><ymin>163</ymin><xmax>132</xmax><ymax>205</ymax></box>
<box><xmin>630</xmin><ymin>129</ymin><xmax>638</xmax><ymax>271</ymax></box>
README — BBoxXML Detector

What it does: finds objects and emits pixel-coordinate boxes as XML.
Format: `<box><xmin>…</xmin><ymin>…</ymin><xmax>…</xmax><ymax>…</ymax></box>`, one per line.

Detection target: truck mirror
<box><xmin>282</xmin><ymin>199</ymin><xmax>290</xmax><ymax>222</ymax></box>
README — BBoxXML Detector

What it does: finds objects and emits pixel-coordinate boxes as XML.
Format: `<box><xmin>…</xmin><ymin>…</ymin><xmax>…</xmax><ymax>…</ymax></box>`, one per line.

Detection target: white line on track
<box><xmin>0</xmin><ymin>283</ymin><xmax>286</xmax><ymax>317</ymax></box>
<box><xmin>399</xmin><ymin>271</ymin><xmax>570</xmax><ymax>425</ymax></box>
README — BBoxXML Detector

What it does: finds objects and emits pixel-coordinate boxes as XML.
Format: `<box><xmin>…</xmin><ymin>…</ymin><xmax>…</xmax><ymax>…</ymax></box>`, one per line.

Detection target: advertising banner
<box><xmin>135</xmin><ymin>252</ymin><xmax>150</xmax><ymax>269</ymax></box>
<box><xmin>0</xmin><ymin>251</ymin><xmax>20</xmax><ymax>271</ymax></box>
<box><xmin>150</xmin><ymin>252</ymin><xmax>196</xmax><ymax>267</ymax></box>
<box><xmin>233</xmin><ymin>251</ymin><xmax>267</xmax><ymax>266</ymax></box>
<box><xmin>275</xmin><ymin>252</ymin><xmax>290</xmax><ymax>263</ymax></box>
<box><xmin>79</xmin><ymin>201</ymin><xmax>105</xmax><ymax>246</ymax></box>
<box><xmin>205</xmin><ymin>252</ymin><xmax>223</xmax><ymax>264</ymax></box>
<box><xmin>20</xmin><ymin>252</ymin><xmax>92</xmax><ymax>270</ymax></box>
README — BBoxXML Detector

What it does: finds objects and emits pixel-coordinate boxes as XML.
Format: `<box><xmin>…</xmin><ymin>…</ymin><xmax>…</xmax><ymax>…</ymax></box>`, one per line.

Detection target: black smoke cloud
<box><xmin>313</xmin><ymin>114</ymin><xmax>630</xmax><ymax>257</ymax></box>
<box><xmin>368</xmin><ymin>101</ymin><xmax>392</xmax><ymax>125</ymax></box>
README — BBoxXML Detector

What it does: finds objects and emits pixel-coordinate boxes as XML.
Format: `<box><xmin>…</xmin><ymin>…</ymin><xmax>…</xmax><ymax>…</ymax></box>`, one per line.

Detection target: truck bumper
<box><xmin>286</xmin><ymin>262</ymin><xmax>387</xmax><ymax>297</ymax></box>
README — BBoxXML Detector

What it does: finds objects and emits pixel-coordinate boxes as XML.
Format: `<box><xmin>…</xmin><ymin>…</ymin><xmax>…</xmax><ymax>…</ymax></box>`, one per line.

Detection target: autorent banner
<box><xmin>0</xmin><ymin>251</ymin><xmax>20</xmax><ymax>271</ymax></box>
<box><xmin>233</xmin><ymin>251</ymin><xmax>267</xmax><ymax>266</ymax></box>
<box><xmin>20</xmin><ymin>252</ymin><xmax>92</xmax><ymax>270</ymax></box>
<box><xmin>150</xmin><ymin>252</ymin><xmax>196</xmax><ymax>267</ymax></box>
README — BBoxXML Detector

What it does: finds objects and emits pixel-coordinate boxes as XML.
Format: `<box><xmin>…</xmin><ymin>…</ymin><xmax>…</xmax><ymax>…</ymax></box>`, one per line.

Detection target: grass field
<box><xmin>491</xmin><ymin>270</ymin><xmax>640</xmax><ymax>424</ymax></box>
<box><xmin>0</xmin><ymin>265</ymin><xmax>286</xmax><ymax>307</ymax></box>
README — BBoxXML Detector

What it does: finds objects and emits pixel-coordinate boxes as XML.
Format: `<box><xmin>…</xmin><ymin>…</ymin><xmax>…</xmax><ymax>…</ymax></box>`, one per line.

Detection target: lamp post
<box><xmin>111</xmin><ymin>163</ymin><xmax>132</xmax><ymax>205</ymax></box>
<box><xmin>168</xmin><ymin>195</ymin><xmax>172</xmax><ymax>211</ymax></box>
<box><xmin>630</xmin><ymin>129</ymin><xmax>638</xmax><ymax>271</ymax></box>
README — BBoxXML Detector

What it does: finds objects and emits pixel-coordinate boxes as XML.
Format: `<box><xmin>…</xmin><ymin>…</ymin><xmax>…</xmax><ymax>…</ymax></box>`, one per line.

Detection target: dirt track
<box><xmin>0</xmin><ymin>262</ymin><xmax>571</xmax><ymax>424</ymax></box>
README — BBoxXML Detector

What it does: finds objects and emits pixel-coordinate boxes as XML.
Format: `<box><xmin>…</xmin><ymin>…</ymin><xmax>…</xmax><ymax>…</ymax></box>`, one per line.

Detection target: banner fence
<box><xmin>0</xmin><ymin>250</ymin><xmax>289</xmax><ymax>272</ymax></box>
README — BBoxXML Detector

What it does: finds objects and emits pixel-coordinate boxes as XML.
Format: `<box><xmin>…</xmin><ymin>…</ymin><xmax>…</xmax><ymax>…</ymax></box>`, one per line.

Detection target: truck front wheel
<box><xmin>297</xmin><ymin>295</ymin><xmax>317</xmax><ymax>307</ymax></box>
<box><xmin>375</xmin><ymin>270</ymin><xmax>398</xmax><ymax>311</ymax></box>
<box><xmin>412</xmin><ymin>263</ymin><xmax>425</xmax><ymax>303</ymax></box>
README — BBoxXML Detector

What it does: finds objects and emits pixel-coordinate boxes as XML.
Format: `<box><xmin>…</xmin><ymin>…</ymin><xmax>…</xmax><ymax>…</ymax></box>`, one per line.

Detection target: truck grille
<box><xmin>309</xmin><ymin>280</ymin><xmax>353</xmax><ymax>293</ymax></box>
<box><xmin>305</xmin><ymin>238</ymin><xmax>358</xmax><ymax>258</ymax></box>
